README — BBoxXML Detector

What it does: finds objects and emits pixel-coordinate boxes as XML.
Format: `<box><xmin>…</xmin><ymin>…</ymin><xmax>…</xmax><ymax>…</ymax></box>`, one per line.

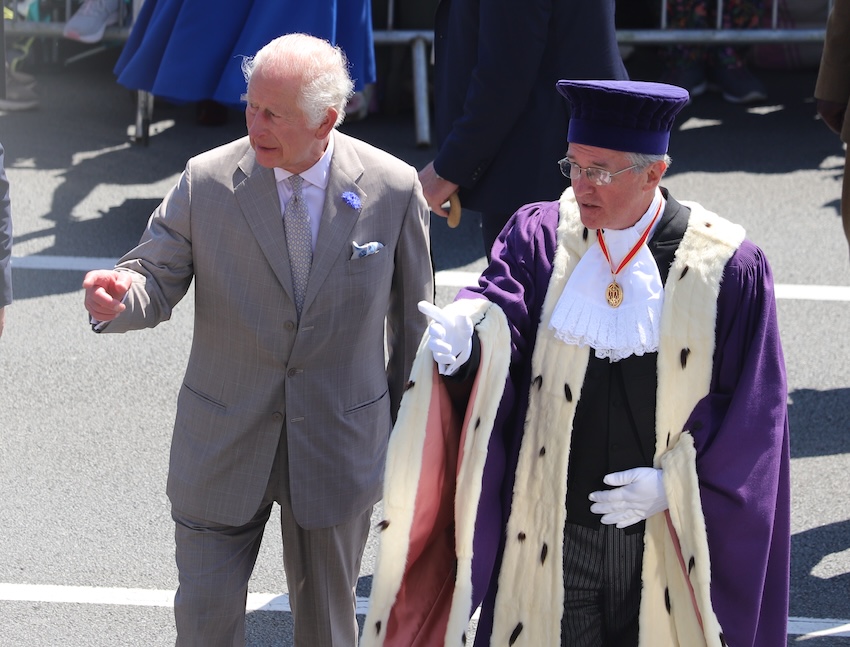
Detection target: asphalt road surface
<box><xmin>0</xmin><ymin>45</ymin><xmax>848</xmax><ymax>646</ymax></box>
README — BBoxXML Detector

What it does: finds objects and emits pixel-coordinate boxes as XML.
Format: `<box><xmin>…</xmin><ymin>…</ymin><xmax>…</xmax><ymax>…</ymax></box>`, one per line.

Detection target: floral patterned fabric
<box><xmin>663</xmin><ymin>0</ymin><xmax>765</xmax><ymax>68</ymax></box>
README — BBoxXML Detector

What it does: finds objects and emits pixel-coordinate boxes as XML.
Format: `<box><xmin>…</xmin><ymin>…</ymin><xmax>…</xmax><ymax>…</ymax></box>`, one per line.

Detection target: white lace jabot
<box><xmin>549</xmin><ymin>190</ymin><xmax>665</xmax><ymax>362</ymax></box>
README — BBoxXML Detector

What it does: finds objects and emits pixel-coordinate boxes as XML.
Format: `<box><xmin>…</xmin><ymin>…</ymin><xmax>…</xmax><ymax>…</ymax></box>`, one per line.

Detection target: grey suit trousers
<box><xmin>172</xmin><ymin>431</ymin><xmax>372</xmax><ymax>647</ymax></box>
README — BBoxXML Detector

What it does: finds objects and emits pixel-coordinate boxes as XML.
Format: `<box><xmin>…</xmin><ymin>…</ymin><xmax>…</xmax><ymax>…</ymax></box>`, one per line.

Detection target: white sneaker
<box><xmin>62</xmin><ymin>0</ymin><xmax>121</xmax><ymax>44</ymax></box>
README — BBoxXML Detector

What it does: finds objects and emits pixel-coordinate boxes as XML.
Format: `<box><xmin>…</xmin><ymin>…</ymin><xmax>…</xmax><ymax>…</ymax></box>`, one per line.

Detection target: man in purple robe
<box><xmin>364</xmin><ymin>80</ymin><xmax>789</xmax><ymax>647</ymax></box>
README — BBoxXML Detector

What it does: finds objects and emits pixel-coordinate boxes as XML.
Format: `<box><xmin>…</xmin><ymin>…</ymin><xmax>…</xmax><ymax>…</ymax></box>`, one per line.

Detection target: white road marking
<box><xmin>0</xmin><ymin>583</ymin><xmax>846</xmax><ymax>637</ymax></box>
<box><xmin>436</xmin><ymin>270</ymin><xmax>850</xmax><ymax>301</ymax></box>
<box><xmin>12</xmin><ymin>255</ymin><xmax>120</xmax><ymax>272</ymax></box>
<box><xmin>7</xmin><ymin>256</ymin><xmax>849</xmax><ymax>636</ymax></box>
<box><xmin>10</xmin><ymin>256</ymin><xmax>850</xmax><ymax>301</ymax></box>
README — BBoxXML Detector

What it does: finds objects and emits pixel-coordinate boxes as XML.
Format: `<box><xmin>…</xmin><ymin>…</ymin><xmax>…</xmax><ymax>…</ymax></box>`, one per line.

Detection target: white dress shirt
<box><xmin>273</xmin><ymin>132</ymin><xmax>335</xmax><ymax>252</ymax></box>
<box><xmin>549</xmin><ymin>188</ymin><xmax>666</xmax><ymax>362</ymax></box>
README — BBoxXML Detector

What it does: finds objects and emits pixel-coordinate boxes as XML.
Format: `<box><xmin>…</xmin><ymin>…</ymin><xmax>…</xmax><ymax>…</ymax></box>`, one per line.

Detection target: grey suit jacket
<box><xmin>101</xmin><ymin>132</ymin><xmax>433</xmax><ymax>528</ymax></box>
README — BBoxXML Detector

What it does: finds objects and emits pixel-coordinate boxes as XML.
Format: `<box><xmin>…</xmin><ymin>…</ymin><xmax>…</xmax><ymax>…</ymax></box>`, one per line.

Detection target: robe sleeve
<box><xmin>459</xmin><ymin>200</ymin><xmax>560</xmax><ymax>364</ymax></box>
<box><xmin>685</xmin><ymin>240</ymin><xmax>791</xmax><ymax>647</ymax></box>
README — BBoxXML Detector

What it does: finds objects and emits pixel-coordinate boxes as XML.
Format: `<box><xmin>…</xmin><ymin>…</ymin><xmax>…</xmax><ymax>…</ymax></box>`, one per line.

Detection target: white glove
<box><xmin>417</xmin><ymin>301</ymin><xmax>474</xmax><ymax>376</ymax></box>
<box><xmin>588</xmin><ymin>467</ymin><xmax>668</xmax><ymax>529</ymax></box>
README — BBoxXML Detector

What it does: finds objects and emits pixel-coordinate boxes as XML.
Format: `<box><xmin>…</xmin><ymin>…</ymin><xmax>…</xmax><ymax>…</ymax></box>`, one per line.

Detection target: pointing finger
<box><xmin>417</xmin><ymin>301</ymin><xmax>449</xmax><ymax>326</ymax></box>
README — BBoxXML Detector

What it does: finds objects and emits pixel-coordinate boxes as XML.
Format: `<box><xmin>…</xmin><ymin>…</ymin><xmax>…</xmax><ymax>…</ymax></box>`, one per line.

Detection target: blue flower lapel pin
<box><xmin>341</xmin><ymin>191</ymin><xmax>361</xmax><ymax>210</ymax></box>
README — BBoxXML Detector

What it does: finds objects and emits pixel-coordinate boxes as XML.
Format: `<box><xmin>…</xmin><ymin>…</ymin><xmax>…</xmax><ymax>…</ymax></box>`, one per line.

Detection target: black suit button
<box><xmin>287</xmin><ymin>368</ymin><xmax>298</xmax><ymax>377</ymax></box>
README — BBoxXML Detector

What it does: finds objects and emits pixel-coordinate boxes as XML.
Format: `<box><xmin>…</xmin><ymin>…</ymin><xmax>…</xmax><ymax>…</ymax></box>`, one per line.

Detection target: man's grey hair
<box><xmin>241</xmin><ymin>33</ymin><xmax>355</xmax><ymax>129</ymax></box>
<box><xmin>627</xmin><ymin>151</ymin><xmax>672</xmax><ymax>177</ymax></box>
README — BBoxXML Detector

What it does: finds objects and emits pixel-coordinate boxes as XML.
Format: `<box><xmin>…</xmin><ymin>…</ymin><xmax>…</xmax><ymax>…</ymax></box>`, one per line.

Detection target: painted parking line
<box><xmin>0</xmin><ymin>583</ymin><xmax>847</xmax><ymax>637</ymax></box>
<box><xmin>11</xmin><ymin>255</ymin><xmax>120</xmax><ymax>272</ymax></box>
<box><xmin>11</xmin><ymin>256</ymin><xmax>850</xmax><ymax>302</ymax></box>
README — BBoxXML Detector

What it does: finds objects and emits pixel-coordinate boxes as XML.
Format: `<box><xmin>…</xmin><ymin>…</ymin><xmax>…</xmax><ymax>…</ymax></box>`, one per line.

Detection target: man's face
<box><xmin>244</xmin><ymin>65</ymin><xmax>334</xmax><ymax>173</ymax></box>
<box><xmin>566</xmin><ymin>143</ymin><xmax>663</xmax><ymax>231</ymax></box>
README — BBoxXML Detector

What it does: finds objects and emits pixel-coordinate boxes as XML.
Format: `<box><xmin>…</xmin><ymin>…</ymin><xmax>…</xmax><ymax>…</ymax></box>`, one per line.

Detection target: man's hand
<box><xmin>418</xmin><ymin>301</ymin><xmax>473</xmax><ymax>376</ymax></box>
<box><xmin>419</xmin><ymin>161</ymin><xmax>459</xmax><ymax>219</ymax></box>
<box><xmin>83</xmin><ymin>270</ymin><xmax>133</xmax><ymax>322</ymax></box>
<box><xmin>588</xmin><ymin>467</ymin><xmax>668</xmax><ymax>529</ymax></box>
<box><xmin>816</xmin><ymin>98</ymin><xmax>846</xmax><ymax>136</ymax></box>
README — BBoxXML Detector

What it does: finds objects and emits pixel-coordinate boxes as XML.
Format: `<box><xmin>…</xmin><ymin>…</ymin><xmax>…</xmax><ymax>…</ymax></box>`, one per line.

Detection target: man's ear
<box><xmin>315</xmin><ymin>108</ymin><xmax>338</xmax><ymax>139</ymax></box>
<box><xmin>645</xmin><ymin>160</ymin><xmax>667</xmax><ymax>189</ymax></box>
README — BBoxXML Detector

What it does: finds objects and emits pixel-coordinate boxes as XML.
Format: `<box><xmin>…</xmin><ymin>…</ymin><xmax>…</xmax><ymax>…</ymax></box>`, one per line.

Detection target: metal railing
<box><xmin>4</xmin><ymin>0</ymin><xmax>134</xmax><ymax>39</ymax></box>
<box><xmin>372</xmin><ymin>0</ymin><xmax>830</xmax><ymax>147</ymax></box>
<box><xmin>2</xmin><ymin>0</ymin><xmax>832</xmax><ymax>146</ymax></box>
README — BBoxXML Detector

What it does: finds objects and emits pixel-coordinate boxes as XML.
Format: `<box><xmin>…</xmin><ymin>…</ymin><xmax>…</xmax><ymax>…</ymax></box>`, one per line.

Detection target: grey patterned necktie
<box><xmin>282</xmin><ymin>174</ymin><xmax>312</xmax><ymax>316</ymax></box>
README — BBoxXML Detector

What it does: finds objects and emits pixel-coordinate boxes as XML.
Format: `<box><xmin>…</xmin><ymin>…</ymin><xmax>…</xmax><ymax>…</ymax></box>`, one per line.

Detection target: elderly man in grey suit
<box><xmin>0</xmin><ymin>142</ymin><xmax>12</xmax><ymax>338</ymax></box>
<box><xmin>82</xmin><ymin>33</ymin><xmax>433</xmax><ymax>647</ymax></box>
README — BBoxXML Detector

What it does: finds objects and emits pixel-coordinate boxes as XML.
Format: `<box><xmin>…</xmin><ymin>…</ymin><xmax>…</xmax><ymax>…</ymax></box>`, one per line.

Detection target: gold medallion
<box><xmin>605</xmin><ymin>281</ymin><xmax>623</xmax><ymax>308</ymax></box>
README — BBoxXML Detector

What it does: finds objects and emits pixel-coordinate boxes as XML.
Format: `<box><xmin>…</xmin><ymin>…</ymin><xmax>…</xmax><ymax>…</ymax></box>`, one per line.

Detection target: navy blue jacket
<box><xmin>432</xmin><ymin>0</ymin><xmax>627</xmax><ymax>218</ymax></box>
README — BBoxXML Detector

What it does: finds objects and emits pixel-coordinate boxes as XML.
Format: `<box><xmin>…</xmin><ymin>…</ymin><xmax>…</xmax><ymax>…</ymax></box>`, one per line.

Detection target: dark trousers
<box><xmin>561</xmin><ymin>522</ymin><xmax>645</xmax><ymax>647</ymax></box>
<box><xmin>842</xmin><ymin>157</ymin><xmax>850</xmax><ymax>257</ymax></box>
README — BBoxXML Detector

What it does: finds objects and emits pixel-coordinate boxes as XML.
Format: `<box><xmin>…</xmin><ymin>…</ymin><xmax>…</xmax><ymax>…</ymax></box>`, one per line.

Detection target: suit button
<box><xmin>285</xmin><ymin>321</ymin><xmax>295</xmax><ymax>331</ymax></box>
<box><xmin>272</xmin><ymin>412</ymin><xmax>283</xmax><ymax>422</ymax></box>
<box><xmin>287</xmin><ymin>368</ymin><xmax>298</xmax><ymax>377</ymax></box>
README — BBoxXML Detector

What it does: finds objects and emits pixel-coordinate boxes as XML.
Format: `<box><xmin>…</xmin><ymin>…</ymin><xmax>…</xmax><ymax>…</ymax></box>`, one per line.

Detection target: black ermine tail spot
<box><xmin>509</xmin><ymin>623</ymin><xmax>523</xmax><ymax>645</ymax></box>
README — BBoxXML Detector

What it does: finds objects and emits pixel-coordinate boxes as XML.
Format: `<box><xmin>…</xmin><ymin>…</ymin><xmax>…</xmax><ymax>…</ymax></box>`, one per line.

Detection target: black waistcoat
<box><xmin>565</xmin><ymin>191</ymin><xmax>690</xmax><ymax>530</ymax></box>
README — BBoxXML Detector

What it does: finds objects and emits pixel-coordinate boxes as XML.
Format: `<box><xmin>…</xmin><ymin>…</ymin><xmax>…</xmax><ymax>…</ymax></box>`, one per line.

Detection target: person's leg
<box><xmin>276</xmin><ymin>431</ymin><xmax>372</xmax><ymax>647</ymax></box>
<box><xmin>842</xmin><ymin>154</ymin><xmax>850</xmax><ymax>259</ymax></box>
<box><xmin>659</xmin><ymin>0</ymin><xmax>708</xmax><ymax>97</ymax></box>
<box><xmin>562</xmin><ymin>522</ymin><xmax>605</xmax><ymax>647</ymax></box>
<box><xmin>172</xmin><ymin>431</ymin><xmax>286</xmax><ymax>647</ymax></box>
<box><xmin>706</xmin><ymin>0</ymin><xmax>767</xmax><ymax>103</ymax></box>
<box><xmin>709</xmin><ymin>0</ymin><xmax>761</xmax><ymax>71</ymax></box>
<box><xmin>280</xmin><ymin>505</ymin><xmax>372</xmax><ymax>646</ymax></box>
<box><xmin>600</xmin><ymin>524</ymin><xmax>644</xmax><ymax>647</ymax></box>
<box><xmin>172</xmin><ymin>504</ymin><xmax>272</xmax><ymax>647</ymax></box>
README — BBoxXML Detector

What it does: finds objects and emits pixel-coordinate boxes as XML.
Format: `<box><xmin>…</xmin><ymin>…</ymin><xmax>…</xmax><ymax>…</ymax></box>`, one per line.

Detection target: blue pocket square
<box><xmin>351</xmin><ymin>241</ymin><xmax>384</xmax><ymax>259</ymax></box>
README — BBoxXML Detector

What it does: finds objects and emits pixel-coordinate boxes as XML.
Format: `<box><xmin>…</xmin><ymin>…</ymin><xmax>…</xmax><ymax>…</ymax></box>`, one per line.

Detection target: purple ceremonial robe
<box><xmin>460</xmin><ymin>192</ymin><xmax>790</xmax><ymax>646</ymax></box>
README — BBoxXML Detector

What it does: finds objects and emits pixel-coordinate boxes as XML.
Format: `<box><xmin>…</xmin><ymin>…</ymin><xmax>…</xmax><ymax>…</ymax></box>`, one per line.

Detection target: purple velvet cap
<box><xmin>556</xmin><ymin>80</ymin><xmax>690</xmax><ymax>154</ymax></box>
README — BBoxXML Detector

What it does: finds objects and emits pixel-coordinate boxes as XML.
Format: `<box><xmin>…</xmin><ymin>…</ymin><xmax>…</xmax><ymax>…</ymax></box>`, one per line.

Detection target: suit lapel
<box><xmin>233</xmin><ymin>148</ymin><xmax>296</xmax><ymax>301</ymax></box>
<box><xmin>649</xmin><ymin>190</ymin><xmax>690</xmax><ymax>285</ymax></box>
<box><xmin>302</xmin><ymin>133</ymin><xmax>366</xmax><ymax>313</ymax></box>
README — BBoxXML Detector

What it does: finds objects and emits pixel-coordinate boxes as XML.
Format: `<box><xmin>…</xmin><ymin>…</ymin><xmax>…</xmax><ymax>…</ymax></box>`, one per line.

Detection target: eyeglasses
<box><xmin>557</xmin><ymin>158</ymin><xmax>639</xmax><ymax>186</ymax></box>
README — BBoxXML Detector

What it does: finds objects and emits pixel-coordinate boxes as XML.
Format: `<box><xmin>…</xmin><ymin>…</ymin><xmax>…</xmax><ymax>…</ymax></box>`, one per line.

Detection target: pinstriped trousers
<box><xmin>561</xmin><ymin>522</ymin><xmax>645</xmax><ymax>647</ymax></box>
<box><xmin>171</xmin><ymin>431</ymin><xmax>372</xmax><ymax>647</ymax></box>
